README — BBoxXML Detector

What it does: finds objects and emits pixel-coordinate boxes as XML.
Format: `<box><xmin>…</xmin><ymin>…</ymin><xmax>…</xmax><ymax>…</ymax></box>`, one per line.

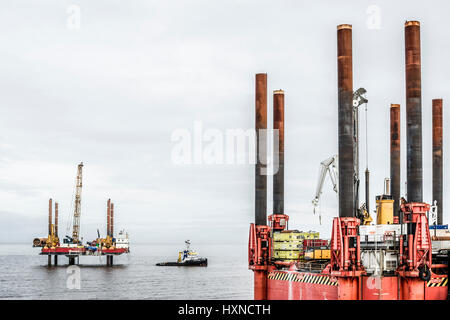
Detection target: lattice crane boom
<box><xmin>312</xmin><ymin>155</ymin><xmax>338</xmax><ymax>215</ymax></box>
<box><xmin>72</xmin><ymin>162</ymin><xmax>83</xmax><ymax>244</ymax></box>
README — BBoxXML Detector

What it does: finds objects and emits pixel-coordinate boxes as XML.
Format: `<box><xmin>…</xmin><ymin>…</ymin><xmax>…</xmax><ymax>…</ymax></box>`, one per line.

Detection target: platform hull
<box><xmin>267</xmin><ymin>271</ymin><xmax>338</xmax><ymax>300</ymax></box>
<box><xmin>41</xmin><ymin>247</ymin><xmax>129</xmax><ymax>256</ymax></box>
<box><xmin>267</xmin><ymin>271</ymin><xmax>448</xmax><ymax>300</ymax></box>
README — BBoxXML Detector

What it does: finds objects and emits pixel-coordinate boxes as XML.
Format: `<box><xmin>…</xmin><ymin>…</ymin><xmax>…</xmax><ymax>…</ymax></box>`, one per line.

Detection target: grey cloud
<box><xmin>0</xmin><ymin>0</ymin><xmax>448</xmax><ymax>245</ymax></box>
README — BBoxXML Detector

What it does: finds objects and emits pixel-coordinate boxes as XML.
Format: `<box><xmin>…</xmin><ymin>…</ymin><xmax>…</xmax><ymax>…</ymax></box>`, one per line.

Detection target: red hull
<box><xmin>41</xmin><ymin>247</ymin><xmax>86</xmax><ymax>254</ymax></box>
<box><xmin>41</xmin><ymin>247</ymin><xmax>128</xmax><ymax>255</ymax></box>
<box><xmin>100</xmin><ymin>248</ymin><xmax>129</xmax><ymax>254</ymax></box>
<box><xmin>266</xmin><ymin>271</ymin><xmax>448</xmax><ymax>300</ymax></box>
<box><xmin>267</xmin><ymin>271</ymin><xmax>338</xmax><ymax>300</ymax></box>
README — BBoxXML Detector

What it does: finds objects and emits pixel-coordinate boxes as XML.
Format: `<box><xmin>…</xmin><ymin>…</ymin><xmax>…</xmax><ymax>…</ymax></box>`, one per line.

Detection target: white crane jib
<box><xmin>312</xmin><ymin>155</ymin><xmax>338</xmax><ymax>220</ymax></box>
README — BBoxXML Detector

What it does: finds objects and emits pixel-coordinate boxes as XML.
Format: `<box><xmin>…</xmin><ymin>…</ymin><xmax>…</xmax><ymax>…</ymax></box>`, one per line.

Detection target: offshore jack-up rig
<box><xmin>33</xmin><ymin>163</ymin><xmax>129</xmax><ymax>266</ymax></box>
<box><xmin>248</xmin><ymin>21</ymin><xmax>449</xmax><ymax>300</ymax></box>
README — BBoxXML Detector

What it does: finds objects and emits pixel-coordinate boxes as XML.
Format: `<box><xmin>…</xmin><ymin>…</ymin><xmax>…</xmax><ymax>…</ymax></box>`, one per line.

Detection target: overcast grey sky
<box><xmin>0</xmin><ymin>0</ymin><xmax>448</xmax><ymax>245</ymax></box>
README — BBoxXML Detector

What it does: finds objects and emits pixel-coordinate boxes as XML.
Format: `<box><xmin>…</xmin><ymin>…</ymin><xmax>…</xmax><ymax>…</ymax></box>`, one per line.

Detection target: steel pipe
<box><xmin>273</xmin><ymin>90</ymin><xmax>285</xmax><ymax>215</ymax></box>
<box><xmin>337</xmin><ymin>24</ymin><xmax>355</xmax><ymax>217</ymax></box>
<box><xmin>255</xmin><ymin>73</ymin><xmax>267</xmax><ymax>225</ymax></box>
<box><xmin>390</xmin><ymin>104</ymin><xmax>401</xmax><ymax>218</ymax></box>
<box><xmin>405</xmin><ymin>21</ymin><xmax>423</xmax><ymax>202</ymax></box>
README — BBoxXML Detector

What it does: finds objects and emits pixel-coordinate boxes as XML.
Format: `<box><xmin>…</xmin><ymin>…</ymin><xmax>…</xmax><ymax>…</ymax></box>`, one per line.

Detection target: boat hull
<box><xmin>267</xmin><ymin>271</ymin><xmax>338</xmax><ymax>300</ymax></box>
<box><xmin>41</xmin><ymin>247</ymin><xmax>129</xmax><ymax>255</ymax></box>
<box><xmin>156</xmin><ymin>258</ymin><xmax>208</xmax><ymax>267</ymax></box>
<box><xmin>267</xmin><ymin>271</ymin><xmax>448</xmax><ymax>300</ymax></box>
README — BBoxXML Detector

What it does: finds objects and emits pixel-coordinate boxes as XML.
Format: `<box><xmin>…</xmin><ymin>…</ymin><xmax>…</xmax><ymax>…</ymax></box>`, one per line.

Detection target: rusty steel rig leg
<box><xmin>270</xmin><ymin>89</ymin><xmax>290</xmax><ymax>231</ymax></box>
<box><xmin>48</xmin><ymin>198</ymin><xmax>52</xmax><ymax>237</ymax></box>
<box><xmin>249</xmin><ymin>76</ymin><xmax>290</xmax><ymax>300</ymax></box>
<box><xmin>330</xmin><ymin>25</ymin><xmax>365</xmax><ymax>299</ymax></box>
<box><xmin>251</xmin><ymin>73</ymin><xmax>268</xmax><ymax>300</ymax></box>
<box><xmin>273</xmin><ymin>89</ymin><xmax>284</xmax><ymax>216</ymax></box>
<box><xmin>405</xmin><ymin>21</ymin><xmax>423</xmax><ymax>203</ymax></box>
<box><xmin>54</xmin><ymin>201</ymin><xmax>59</xmax><ymax>265</ymax></box>
<box><xmin>390</xmin><ymin>104</ymin><xmax>401</xmax><ymax>222</ymax></box>
<box><xmin>396</xmin><ymin>22</ymin><xmax>434</xmax><ymax>299</ymax></box>
<box><xmin>107</xmin><ymin>199</ymin><xmax>111</xmax><ymax>238</ymax></box>
<box><xmin>337</xmin><ymin>24</ymin><xmax>355</xmax><ymax>218</ymax></box>
<box><xmin>432</xmin><ymin>98</ymin><xmax>443</xmax><ymax>225</ymax></box>
<box><xmin>255</xmin><ymin>73</ymin><xmax>267</xmax><ymax>227</ymax></box>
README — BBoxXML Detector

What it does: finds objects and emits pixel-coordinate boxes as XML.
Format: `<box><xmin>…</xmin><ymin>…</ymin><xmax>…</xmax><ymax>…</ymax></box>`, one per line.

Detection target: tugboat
<box><xmin>156</xmin><ymin>240</ymin><xmax>207</xmax><ymax>267</ymax></box>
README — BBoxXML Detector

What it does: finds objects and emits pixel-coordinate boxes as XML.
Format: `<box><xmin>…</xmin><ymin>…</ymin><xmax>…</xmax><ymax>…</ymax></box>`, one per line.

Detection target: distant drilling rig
<box><xmin>33</xmin><ymin>162</ymin><xmax>129</xmax><ymax>266</ymax></box>
<box><xmin>248</xmin><ymin>21</ymin><xmax>449</xmax><ymax>300</ymax></box>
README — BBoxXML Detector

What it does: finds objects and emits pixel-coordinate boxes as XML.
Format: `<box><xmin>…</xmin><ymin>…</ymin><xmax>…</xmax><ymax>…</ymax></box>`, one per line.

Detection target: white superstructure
<box><xmin>115</xmin><ymin>230</ymin><xmax>129</xmax><ymax>249</ymax></box>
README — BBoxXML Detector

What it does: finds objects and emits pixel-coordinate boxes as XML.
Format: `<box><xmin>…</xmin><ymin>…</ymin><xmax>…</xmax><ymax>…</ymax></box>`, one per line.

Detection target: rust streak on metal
<box><xmin>273</xmin><ymin>89</ymin><xmax>285</xmax><ymax>215</ymax></box>
<box><xmin>405</xmin><ymin>20</ymin><xmax>423</xmax><ymax>202</ymax></box>
<box><xmin>255</xmin><ymin>73</ymin><xmax>267</xmax><ymax>226</ymax></box>
<box><xmin>432</xmin><ymin>98</ymin><xmax>443</xmax><ymax>225</ymax></box>
<box><xmin>390</xmin><ymin>104</ymin><xmax>401</xmax><ymax>217</ymax></box>
<box><xmin>337</xmin><ymin>24</ymin><xmax>354</xmax><ymax>217</ymax></box>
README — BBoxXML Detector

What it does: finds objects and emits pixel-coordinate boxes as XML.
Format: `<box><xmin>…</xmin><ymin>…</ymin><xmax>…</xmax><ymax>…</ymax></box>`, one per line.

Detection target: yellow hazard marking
<box><xmin>427</xmin><ymin>277</ymin><xmax>448</xmax><ymax>287</ymax></box>
<box><xmin>268</xmin><ymin>272</ymin><xmax>338</xmax><ymax>286</ymax></box>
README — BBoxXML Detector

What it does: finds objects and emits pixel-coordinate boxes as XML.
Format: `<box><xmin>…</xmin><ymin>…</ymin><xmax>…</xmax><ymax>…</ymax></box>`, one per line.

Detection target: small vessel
<box><xmin>156</xmin><ymin>240</ymin><xmax>207</xmax><ymax>267</ymax></box>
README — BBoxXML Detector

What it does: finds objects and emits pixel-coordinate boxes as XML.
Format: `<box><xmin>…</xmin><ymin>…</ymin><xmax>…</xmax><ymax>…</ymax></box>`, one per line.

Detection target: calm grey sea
<box><xmin>0</xmin><ymin>243</ymin><xmax>252</xmax><ymax>300</ymax></box>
